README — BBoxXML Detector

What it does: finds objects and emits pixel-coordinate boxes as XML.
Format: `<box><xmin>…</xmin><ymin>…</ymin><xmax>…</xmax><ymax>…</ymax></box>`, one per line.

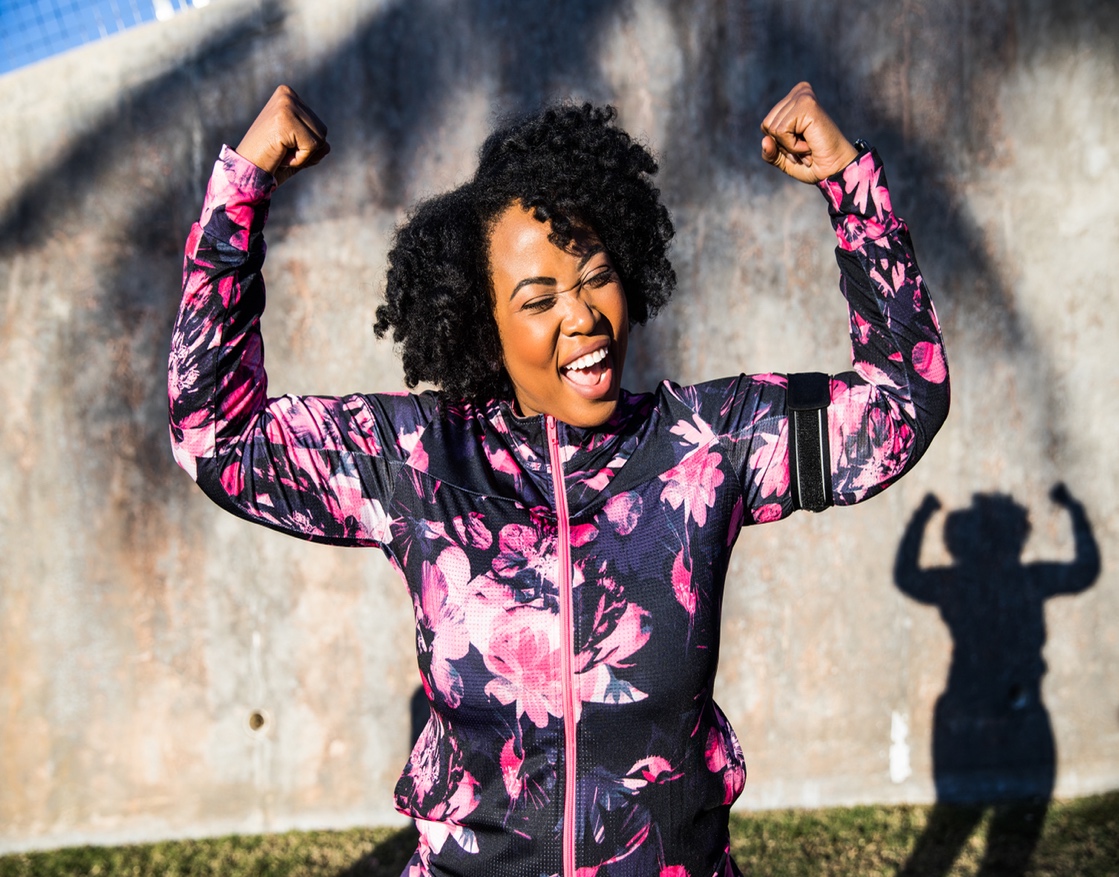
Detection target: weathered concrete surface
<box><xmin>1</xmin><ymin>0</ymin><xmax>1116</xmax><ymax>852</ymax></box>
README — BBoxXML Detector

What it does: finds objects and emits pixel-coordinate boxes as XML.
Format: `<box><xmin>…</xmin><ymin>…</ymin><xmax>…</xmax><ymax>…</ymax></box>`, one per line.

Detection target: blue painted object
<box><xmin>0</xmin><ymin>0</ymin><xmax>212</xmax><ymax>75</ymax></box>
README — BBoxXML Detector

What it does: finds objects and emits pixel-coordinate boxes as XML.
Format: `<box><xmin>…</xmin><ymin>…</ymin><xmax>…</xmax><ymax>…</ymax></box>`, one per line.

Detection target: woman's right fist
<box><xmin>236</xmin><ymin>85</ymin><xmax>330</xmax><ymax>185</ymax></box>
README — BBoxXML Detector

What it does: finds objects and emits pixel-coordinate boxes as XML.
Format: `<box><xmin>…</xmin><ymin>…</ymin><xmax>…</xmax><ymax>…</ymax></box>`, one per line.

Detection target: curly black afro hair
<box><xmin>373</xmin><ymin>103</ymin><xmax>676</xmax><ymax>402</ymax></box>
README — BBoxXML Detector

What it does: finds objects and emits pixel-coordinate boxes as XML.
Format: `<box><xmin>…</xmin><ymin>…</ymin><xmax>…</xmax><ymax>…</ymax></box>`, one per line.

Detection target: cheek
<box><xmin>606</xmin><ymin>287</ymin><xmax>629</xmax><ymax>335</ymax></box>
<box><xmin>499</xmin><ymin>316</ymin><xmax>557</xmax><ymax>374</ymax></box>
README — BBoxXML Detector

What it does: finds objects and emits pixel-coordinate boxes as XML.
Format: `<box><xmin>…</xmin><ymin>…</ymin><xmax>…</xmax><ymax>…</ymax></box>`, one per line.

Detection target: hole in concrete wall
<box><xmin>248</xmin><ymin>710</ymin><xmax>268</xmax><ymax>733</ymax></box>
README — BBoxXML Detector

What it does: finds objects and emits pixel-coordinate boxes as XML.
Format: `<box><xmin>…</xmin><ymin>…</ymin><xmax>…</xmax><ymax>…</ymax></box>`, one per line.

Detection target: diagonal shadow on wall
<box><xmin>3</xmin><ymin>0</ymin><xmax>1109</xmax><ymax>513</ymax></box>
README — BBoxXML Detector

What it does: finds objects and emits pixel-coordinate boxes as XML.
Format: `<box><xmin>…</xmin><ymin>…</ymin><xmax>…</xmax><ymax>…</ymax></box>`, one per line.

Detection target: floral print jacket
<box><xmin>169</xmin><ymin>146</ymin><xmax>949</xmax><ymax>877</ymax></box>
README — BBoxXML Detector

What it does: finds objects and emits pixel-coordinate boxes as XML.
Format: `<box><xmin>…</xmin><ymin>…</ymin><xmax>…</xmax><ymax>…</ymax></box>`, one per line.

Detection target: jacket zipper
<box><xmin>546</xmin><ymin>415</ymin><xmax>577</xmax><ymax>877</ymax></box>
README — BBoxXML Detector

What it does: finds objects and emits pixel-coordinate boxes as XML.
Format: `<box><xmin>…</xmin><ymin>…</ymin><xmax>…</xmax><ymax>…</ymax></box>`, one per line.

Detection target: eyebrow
<box><xmin>510</xmin><ymin>276</ymin><xmax>554</xmax><ymax>299</ymax></box>
<box><xmin>508</xmin><ymin>245</ymin><xmax>606</xmax><ymax>301</ymax></box>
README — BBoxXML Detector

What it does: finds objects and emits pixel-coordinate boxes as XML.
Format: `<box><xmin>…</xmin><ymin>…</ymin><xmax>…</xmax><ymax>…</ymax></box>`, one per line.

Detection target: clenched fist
<box><xmin>236</xmin><ymin>85</ymin><xmax>330</xmax><ymax>185</ymax></box>
<box><xmin>760</xmin><ymin>82</ymin><xmax>858</xmax><ymax>184</ymax></box>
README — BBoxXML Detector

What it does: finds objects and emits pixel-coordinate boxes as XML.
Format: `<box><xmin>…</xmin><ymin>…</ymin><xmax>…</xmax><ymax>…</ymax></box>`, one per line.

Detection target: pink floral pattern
<box><xmin>169</xmin><ymin>145</ymin><xmax>948</xmax><ymax>877</ymax></box>
<box><xmin>483</xmin><ymin>608</ymin><xmax>563</xmax><ymax>729</ymax></box>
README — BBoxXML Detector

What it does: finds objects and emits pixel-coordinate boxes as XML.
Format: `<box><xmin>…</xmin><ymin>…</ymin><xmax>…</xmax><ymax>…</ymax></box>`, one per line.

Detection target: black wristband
<box><xmin>786</xmin><ymin>372</ymin><xmax>834</xmax><ymax>513</ymax></box>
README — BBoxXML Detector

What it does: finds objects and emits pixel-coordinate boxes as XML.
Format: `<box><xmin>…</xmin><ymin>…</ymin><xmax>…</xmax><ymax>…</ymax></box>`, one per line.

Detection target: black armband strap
<box><xmin>786</xmin><ymin>372</ymin><xmax>833</xmax><ymax>512</ymax></box>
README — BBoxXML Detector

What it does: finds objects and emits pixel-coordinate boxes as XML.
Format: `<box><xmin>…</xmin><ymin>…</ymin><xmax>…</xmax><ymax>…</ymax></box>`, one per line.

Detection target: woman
<box><xmin>169</xmin><ymin>83</ymin><xmax>949</xmax><ymax>877</ymax></box>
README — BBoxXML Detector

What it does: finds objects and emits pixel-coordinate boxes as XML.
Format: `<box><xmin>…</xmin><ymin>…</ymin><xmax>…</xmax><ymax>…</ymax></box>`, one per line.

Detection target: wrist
<box><xmin>826</xmin><ymin>139</ymin><xmax>862</xmax><ymax>178</ymax></box>
<box><xmin>823</xmin><ymin>139</ymin><xmax>872</xmax><ymax>185</ymax></box>
<box><xmin>233</xmin><ymin>133</ymin><xmax>283</xmax><ymax>177</ymax></box>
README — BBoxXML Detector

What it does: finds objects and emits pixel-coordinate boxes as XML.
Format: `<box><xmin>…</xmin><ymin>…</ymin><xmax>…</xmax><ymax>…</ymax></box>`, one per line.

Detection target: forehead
<box><xmin>487</xmin><ymin>202</ymin><xmax>602</xmax><ymax>287</ymax></box>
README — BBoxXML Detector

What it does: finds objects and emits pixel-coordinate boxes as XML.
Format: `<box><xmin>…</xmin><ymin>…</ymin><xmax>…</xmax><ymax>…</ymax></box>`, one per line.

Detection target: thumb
<box><xmin>761</xmin><ymin>134</ymin><xmax>778</xmax><ymax>164</ymax></box>
<box><xmin>760</xmin><ymin>133</ymin><xmax>813</xmax><ymax>183</ymax></box>
<box><xmin>274</xmin><ymin>139</ymin><xmax>330</xmax><ymax>185</ymax></box>
<box><xmin>284</xmin><ymin>134</ymin><xmax>330</xmax><ymax>172</ymax></box>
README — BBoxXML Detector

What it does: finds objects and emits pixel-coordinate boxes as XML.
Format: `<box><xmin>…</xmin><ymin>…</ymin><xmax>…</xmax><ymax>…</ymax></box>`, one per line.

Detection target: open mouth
<box><xmin>560</xmin><ymin>345</ymin><xmax>614</xmax><ymax>396</ymax></box>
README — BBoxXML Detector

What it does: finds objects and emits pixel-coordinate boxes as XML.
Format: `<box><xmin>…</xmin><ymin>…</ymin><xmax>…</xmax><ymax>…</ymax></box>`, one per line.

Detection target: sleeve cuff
<box><xmin>816</xmin><ymin>146</ymin><xmax>902</xmax><ymax>252</ymax></box>
<box><xmin>211</xmin><ymin>144</ymin><xmax>277</xmax><ymax>204</ymax></box>
<box><xmin>196</xmin><ymin>146</ymin><xmax>278</xmax><ymax>252</ymax></box>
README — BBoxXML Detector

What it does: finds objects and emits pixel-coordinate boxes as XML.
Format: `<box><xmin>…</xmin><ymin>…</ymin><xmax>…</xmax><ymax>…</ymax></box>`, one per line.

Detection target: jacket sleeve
<box><xmin>168</xmin><ymin>146</ymin><xmax>432</xmax><ymax>547</ymax></box>
<box><xmin>682</xmin><ymin>147</ymin><xmax>950</xmax><ymax>525</ymax></box>
<box><xmin>820</xmin><ymin>147</ymin><xmax>949</xmax><ymax>507</ymax></box>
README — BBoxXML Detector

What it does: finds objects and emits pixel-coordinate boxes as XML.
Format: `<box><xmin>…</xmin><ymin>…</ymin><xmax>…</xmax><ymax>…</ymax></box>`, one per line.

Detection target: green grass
<box><xmin>2</xmin><ymin>793</ymin><xmax>1116</xmax><ymax>876</ymax></box>
<box><xmin>726</xmin><ymin>794</ymin><xmax>1119</xmax><ymax>875</ymax></box>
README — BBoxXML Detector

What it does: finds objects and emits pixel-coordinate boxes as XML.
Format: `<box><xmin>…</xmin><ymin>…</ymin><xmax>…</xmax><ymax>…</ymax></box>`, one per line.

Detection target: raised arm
<box><xmin>768</xmin><ymin>83</ymin><xmax>949</xmax><ymax>508</ymax></box>
<box><xmin>893</xmin><ymin>493</ymin><xmax>944</xmax><ymax>604</ymax></box>
<box><xmin>1035</xmin><ymin>483</ymin><xmax>1101</xmax><ymax>596</ymax></box>
<box><xmin>682</xmin><ymin>83</ymin><xmax>949</xmax><ymax>524</ymax></box>
<box><xmin>168</xmin><ymin>87</ymin><xmax>432</xmax><ymax>546</ymax></box>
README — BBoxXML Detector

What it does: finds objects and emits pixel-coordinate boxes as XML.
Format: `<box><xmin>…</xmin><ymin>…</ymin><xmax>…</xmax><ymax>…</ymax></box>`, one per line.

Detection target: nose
<box><xmin>560</xmin><ymin>288</ymin><xmax>599</xmax><ymax>335</ymax></box>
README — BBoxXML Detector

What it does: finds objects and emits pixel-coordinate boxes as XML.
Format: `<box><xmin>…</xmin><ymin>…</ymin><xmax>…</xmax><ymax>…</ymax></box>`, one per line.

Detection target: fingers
<box><xmin>760</xmin><ymin>132</ymin><xmax>809</xmax><ymax>166</ymax></box>
<box><xmin>287</xmin><ymin>94</ymin><xmax>329</xmax><ymax>162</ymax></box>
<box><xmin>279</xmin><ymin>100</ymin><xmax>330</xmax><ymax>177</ymax></box>
<box><xmin>759</xmin><ymin>82</ymin><xmax>817</xmax><ymax>181</ymax></box>
<box><xmin>236</xmin><ymin>84</ymin><xmax>331</xmax><ymax>185</ymax></box>
<box><xmin>290</xmin><ymin>92</ymin><xmax>328</xmax><ymax>142</ymax></box>
<box><xmin>759</xmin><ymin>81</ymin><xmax>856</xmax><ymax>183</ymax></box>
<box><xmin>761</xmin><ymin>82</ymin><xmax>816</xmax><ymax>155</ymax></box>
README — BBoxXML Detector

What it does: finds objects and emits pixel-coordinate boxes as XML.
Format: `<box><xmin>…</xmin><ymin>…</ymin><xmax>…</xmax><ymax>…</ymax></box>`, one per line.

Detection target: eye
<box><xmin>521</xmin><ymin>295</ymin><xmax>556</xmax><ymax>312</ymax></box>
<box><xmin>585</xmin><ymin>267</ymin><xmax>616</xmax><ymax>288</ymax></box>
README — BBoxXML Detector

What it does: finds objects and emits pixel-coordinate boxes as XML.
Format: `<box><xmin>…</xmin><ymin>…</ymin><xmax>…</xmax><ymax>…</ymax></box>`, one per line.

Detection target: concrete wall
<box><xmin>1</xmin><ymin>0</ymin><xmax>1116</xmax><ymax>852</ymax></box>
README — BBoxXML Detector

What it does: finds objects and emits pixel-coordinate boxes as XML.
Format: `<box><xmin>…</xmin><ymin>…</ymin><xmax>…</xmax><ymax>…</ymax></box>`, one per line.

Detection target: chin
<box><xmin>563</xmin><ymin>395</ymin><xmax>621</xmax><ymax>429</ymax></box>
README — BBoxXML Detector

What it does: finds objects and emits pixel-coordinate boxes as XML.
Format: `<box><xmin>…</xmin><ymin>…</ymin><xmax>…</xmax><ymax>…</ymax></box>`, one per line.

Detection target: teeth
<box><xmin>565</xmin><ymin>347</ymin><xmax>608</xmax><ymax>371</ymax></box>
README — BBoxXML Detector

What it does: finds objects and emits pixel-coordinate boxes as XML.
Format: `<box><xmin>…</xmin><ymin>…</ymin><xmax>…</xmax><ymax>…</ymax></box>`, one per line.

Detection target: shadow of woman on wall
<box><xmin>894</xmin><ymin>485</ymin><xmax>1100</xmax><ymax>876</ymax></box>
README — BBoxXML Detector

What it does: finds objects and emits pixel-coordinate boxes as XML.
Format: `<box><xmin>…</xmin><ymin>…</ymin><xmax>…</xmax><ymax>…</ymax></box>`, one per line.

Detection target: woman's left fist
<box><xmin>760</xmin><ymin>82</ymin><xmax>859</xmax><ymax>184</ymax></box>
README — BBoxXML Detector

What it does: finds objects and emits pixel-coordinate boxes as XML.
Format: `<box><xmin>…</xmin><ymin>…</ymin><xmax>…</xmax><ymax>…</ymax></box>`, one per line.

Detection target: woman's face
<box><xmin>488</xmin><ymin>202</ymin><xmax>628</xmax><ymax>428</ymax></box>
